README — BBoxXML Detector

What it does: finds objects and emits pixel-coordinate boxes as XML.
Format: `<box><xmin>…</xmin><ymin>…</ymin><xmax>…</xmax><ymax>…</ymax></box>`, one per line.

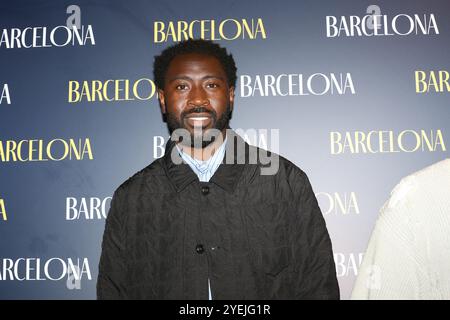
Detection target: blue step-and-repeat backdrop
<box><xmin>1</xmin><ymin>0</ymin><xmax>449</xmax><ymax>299</ymax></box>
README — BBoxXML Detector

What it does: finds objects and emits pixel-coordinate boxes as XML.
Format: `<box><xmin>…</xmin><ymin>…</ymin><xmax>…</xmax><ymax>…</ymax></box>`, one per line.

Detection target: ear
<box><xmin>158</xmin><ymin>88</ymin><xmax>166</xmax><ymax>114</ymax></box>
<box><xmin>228</xmin><ymin>86</ymin><xmax>235</xmax><ymax>112</ymax></box>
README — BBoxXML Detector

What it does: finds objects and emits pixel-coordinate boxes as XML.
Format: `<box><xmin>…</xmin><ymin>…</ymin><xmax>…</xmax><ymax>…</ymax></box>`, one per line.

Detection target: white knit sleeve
<box><xmin>351</xmin><ymin>176</ymin><xmax>429</xmax><ymax>299</ymax></box>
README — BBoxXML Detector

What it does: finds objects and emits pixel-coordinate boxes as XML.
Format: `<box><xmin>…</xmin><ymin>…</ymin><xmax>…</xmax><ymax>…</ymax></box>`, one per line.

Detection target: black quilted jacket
<box><xmin>97</xmin><ymin>130</ymin><xmax>339</xmax><ymax>299</ymax></box>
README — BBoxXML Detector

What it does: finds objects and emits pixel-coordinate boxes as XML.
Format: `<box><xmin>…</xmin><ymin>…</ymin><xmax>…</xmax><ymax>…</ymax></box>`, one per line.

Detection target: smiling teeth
<box><xmin>190</xmin><ymin>117</ymin><xmax>209</xmax><ymax>120</ymax></box>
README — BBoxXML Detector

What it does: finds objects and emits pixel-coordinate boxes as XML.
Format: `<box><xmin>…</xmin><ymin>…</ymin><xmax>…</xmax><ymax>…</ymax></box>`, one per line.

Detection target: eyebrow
<box><xmin>167</xmin><ymin>75</ymin><xmax>225</xmax><ymax>83</ymax></box>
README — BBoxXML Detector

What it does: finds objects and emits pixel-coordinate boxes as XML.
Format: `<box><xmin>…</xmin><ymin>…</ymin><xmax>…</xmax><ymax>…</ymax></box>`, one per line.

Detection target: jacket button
<box><xmin>201</xmin><ymin>186</ymin><xmax>209</xmax><ymax>195</ymax></box>
<box><xmin>196</xmin><ymin>244</ymin><xmax>205</xmax><ymax>254</ymax></box>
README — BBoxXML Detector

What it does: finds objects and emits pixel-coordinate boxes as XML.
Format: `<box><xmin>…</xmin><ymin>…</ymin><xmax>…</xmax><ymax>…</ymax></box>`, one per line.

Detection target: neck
<box><xmin>177</xmin><ymin>129</ymin><xmax>227</xmax><ymax>161</ymax></box>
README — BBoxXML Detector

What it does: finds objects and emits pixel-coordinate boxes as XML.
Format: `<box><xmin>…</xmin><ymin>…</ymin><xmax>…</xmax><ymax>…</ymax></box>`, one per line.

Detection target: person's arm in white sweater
<box><xmin>351</xmin><ymin>176</ymin><xmax>429</xmax><ymax>300</ymax></box>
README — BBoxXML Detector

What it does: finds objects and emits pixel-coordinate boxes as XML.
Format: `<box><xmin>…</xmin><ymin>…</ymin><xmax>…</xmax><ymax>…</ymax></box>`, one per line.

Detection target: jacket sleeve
<box><xmin>97</xmin><ymin>188</ymin><xmax>127</xmax><ymax>299</ymax></box>
<box><xmin>291</xmin><ymin>170</ymin><xmax>340</xmax><ymax>299</ymax></box>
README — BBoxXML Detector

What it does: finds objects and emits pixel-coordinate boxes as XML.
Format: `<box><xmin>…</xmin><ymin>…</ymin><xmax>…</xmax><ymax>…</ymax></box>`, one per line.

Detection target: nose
<box><xmin>187</xmin><ymin>85</ymin><xmax>209</xmax><ymax>107</ymax></box>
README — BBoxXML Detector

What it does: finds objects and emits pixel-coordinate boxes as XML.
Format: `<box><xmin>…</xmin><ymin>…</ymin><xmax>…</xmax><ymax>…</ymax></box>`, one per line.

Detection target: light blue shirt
<box><xmin>175</xmin><ymin>136</ymin><xmax>227</xmax><ymax>300</ymax></box>
<box><xmin>176</xmin><ymin>136</ymin><xmax>227</xmax><ymax>183</ymax></box>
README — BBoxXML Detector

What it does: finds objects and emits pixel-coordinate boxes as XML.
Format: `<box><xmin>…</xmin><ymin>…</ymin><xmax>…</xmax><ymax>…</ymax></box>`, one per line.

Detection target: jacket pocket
<box><xmin>260</xmin><ymin>245</ymin><xmax>291</xmax><ymax>277</ymax></box>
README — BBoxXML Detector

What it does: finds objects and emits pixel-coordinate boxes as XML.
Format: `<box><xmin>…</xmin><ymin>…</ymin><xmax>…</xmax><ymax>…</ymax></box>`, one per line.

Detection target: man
<box><xmin>352</xmin><ymin>158</ymin><xmax>450</xmax><ymax>299</ymax></box>
<box><xmin>97</xmin><ymin>39</ymin><xmax>339</xmax><ymax>299</ymax></box>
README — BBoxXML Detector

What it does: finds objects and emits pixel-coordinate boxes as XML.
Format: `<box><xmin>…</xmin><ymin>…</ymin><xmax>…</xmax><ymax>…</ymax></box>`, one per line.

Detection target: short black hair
<box><xmin>153</xmin><ymin>38</ymin><xmax>237</xmax><ymax>90</ymax></box>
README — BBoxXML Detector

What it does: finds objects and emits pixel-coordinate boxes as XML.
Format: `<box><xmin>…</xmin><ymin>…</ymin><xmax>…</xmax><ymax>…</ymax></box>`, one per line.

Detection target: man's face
<box><xmin>158</xmin><ymin>53</ymin><xmax>235</xmax><ymax>148</ymax></box>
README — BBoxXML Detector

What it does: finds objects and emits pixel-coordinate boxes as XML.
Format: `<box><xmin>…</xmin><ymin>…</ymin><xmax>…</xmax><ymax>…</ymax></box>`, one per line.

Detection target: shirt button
<box><xmin>196</xmin><ymin>244</ymin><xmax>205</xmax><ymax>254</ymax></box>
<box><xmin>201</xmin><ymin>186</ymin><xmax>209</xmax><ymax>195</ymax></box>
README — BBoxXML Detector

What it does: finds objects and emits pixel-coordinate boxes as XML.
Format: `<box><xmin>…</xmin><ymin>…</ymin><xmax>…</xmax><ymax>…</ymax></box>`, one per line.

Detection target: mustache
<box><xmin>181</xmin><ymin>106</ymin><xmax>217</xmax><ymax>119</ymax></box>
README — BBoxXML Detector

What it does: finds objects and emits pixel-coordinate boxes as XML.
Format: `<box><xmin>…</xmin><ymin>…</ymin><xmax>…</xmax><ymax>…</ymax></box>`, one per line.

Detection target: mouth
<box><xmin>184</xmin><ymin>113</ymin><xmax>213</xmax><ymax>128</ymax></box>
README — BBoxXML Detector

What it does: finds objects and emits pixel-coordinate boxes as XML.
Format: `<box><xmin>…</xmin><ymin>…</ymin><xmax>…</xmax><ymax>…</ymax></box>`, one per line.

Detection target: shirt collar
<box><xmin>175</xmin><ymin>136</ymin><xmax>228</xmax><ymax>174</ymax></box>
<box><xmin>161</xmin><ymin>129</ymin><xmax>248</xmax><ymax>193</ymax></box>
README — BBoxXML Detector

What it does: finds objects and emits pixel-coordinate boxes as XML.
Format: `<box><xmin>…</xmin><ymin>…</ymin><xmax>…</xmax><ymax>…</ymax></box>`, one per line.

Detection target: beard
<box><xmin>166</xmin><ymin>104</ymin><xmax>232</xmax><ymax>148</ymax></box>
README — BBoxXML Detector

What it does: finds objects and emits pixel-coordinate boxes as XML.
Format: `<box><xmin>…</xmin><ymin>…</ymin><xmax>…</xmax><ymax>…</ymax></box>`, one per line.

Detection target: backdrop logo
<box><xmin>1</xmin><ymin>84</ymin><xmax>10</xmax><ymax>104</ymax></box>
<box><xmin>415</xmin><ymin>70</ymin><xmax>450</xmax><ymax>93</ymax></box>
<box><xmin>330</xmin><ymin>129</ymin><xmax>446</xmax><ymax>154</ymax></box>
<box><xmin>0</xmin><ymin>258</ymin><xmax>91</xmax><ymax>282</ymax></box>
<box><xmin>68</xmin><ymin>78</ymin><xmax>156</xmax><ymax>103</ymax></box>
<box><xmin>153</xmin><ymin>18</ymin><xmax>267</xmax><ymax>42</ymax></box>
<box><xmin>0</xmin><ymin>198</ymin><xmax>7</xmax><ymax>221</ymax></box>
<box><xmin>334</xmin><ymin>253</ymin><xmax>364</xmax><ymax>277</ymax></box>
<box><xmin>66</xmin><ymin>197</ymin><xmax>111</xmax><ymax>220</ymax></box>
<box><xmin>0</xmin><ymin>25</ymin><xmax>95</xmax><ymax>49</ymax></box>
<box><xmin>240</xmin><ymin>73</ymin><xmax>355</xmax><ymax>97</ymax></box>
<box><xmin>326</xmin><ymin>13</ymin><xmax>439</xmax><ymax>37</ymax></box>
<box><xmin>0</xmin><ymin>5</ymin><xmax>94</xmax><ymax>49</ymax></box>
<box><xmin>316</xmin><ymin>192</ymin><xmax>360</xmax><ymax>215</ymax></box>
<box><xmin>0</xmin><ymin>138</ymin><xmax>93</xmax><ymax>162</ymax></box>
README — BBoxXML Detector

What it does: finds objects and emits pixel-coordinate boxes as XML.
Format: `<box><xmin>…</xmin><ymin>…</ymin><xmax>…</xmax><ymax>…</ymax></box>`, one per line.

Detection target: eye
<box><xmin>175</xmin><ymin>84</ymin><xmax>188</xmax><ymax>90</ymax></box>
<box><xmin>206</xmin><ymin>83</ymin><xmax>219</xmax><ymax>88</ymax></box>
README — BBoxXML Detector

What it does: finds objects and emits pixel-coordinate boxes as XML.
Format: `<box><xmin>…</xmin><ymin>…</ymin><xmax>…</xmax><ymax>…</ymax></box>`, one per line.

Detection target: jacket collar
<box><xmin>162</xmin><ymin>129</ymin><xmax>248</xmax><ymax>194</ymax></box>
